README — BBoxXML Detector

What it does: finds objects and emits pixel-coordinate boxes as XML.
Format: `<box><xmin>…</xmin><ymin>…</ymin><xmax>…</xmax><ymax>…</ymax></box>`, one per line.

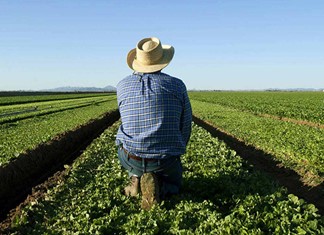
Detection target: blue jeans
<box><xmin>117</xmin><ymin>146</ymin><xmax>183</xmax><ymax>198</ymax></box>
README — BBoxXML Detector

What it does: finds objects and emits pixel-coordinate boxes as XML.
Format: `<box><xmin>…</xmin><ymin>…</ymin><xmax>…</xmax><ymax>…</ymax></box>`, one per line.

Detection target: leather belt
<box><xmin>122</xmin><ymin>147</ymin><xmax>157</xmax><ymax>162</ymax></box>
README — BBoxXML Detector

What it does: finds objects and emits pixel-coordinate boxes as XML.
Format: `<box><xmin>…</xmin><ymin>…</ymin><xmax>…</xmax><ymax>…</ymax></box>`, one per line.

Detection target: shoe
<box><xmin>124</xmin><ymin>176</ymin><xmax>140</xmax><ymax>197</ymax></box>
<box><xmin>140</xmin><ymin>173</ymin><xmax>160</xmax><ymax>210</ymax></box>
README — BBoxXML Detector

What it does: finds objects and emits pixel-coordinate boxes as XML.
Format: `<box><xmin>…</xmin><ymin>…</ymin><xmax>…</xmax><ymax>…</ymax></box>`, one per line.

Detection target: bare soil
<box><xmin>0</xmin><ymin>169</ymin><xmax>70</xmax><ymax>233</ymax></box>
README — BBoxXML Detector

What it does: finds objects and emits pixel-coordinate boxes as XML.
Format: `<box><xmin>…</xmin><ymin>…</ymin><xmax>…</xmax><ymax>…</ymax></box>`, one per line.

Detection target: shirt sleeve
<box><xmin>180</xmin><ymin>88</ymin><xmax>192</xmax><ymax>145</ymax></box>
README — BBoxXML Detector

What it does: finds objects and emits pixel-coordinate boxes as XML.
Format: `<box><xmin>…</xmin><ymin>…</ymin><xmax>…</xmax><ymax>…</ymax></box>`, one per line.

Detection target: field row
<box><xmin>0</xmin><ymin>98</ymin><xmax>117</xmax><ymax>166</ymax></box>
<box><xmin>6</xmin><ymin>122</ymin><xmax>323</xmax><ymax>234</ymax></box>
<box><xmin>1</xmin><ymin>91</ymin><xmax>322</xmax><ymax>188</ymax></box>
<box><xmin>0</xmin><ymin>92</ymin><xmax>113</xmax><ymax>106</ymax></box>
<box><xmin>0</xmin><ymin>95</ymin><xmax>116</xmax><ymax>124</ymax></box>
<box><xmin>189</xmin><ymin>91</ymin><xmax>324</xmax><ymax>124</ymax></box>
<box><xmin>190</xmin><ymin>100</ymin><xmax>324</xmax><ymax>186</ymax></box>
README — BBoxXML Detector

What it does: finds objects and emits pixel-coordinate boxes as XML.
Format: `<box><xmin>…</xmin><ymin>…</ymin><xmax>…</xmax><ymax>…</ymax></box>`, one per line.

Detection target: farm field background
<box><xmin>0</xmin><ymin>92</ymin><xmax>117</xmax><ymax>166</ymax></box>
<box><xmin>189</xmin><ymin>91</ymin><xmax>324</xmax><ymax>187</ymax></box>
<box><xmin>0</xmin><ymin>92</ymin><xmax>111</xmax><ymax>106</ymax></box>
<box><xmin>0</xmin><ymin>91</ymin><xmax>323</xmax><ymax>233</ymax></box>
<box><xmin>6</xmin><ymin>122</ymin><xmax>324</xmax><ymax>234</ymax></box>
<box><xmin>189</xmin><ymin>91</ymin><xmax>324</xmax><ymax>125</ymax></box>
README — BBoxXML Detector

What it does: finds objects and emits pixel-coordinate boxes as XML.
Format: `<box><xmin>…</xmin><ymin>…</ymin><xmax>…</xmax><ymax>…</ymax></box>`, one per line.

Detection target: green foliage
<box><xmin>10</xmin><ymin>123</ymin><xmax>324</xmax><ymax>234</ymax></box>
<box><xmin>0</xmin><ymin>95</ymin><xmax>116</xmax><ymax>124</ymax></box>
<box><xmin>189</xmin><ymin>91</ymin><xmax>324</xmax><ymax>124</ymax></box>
<box><xmin>0</xmin><ymin>98</ymin><xmax>117</xmax><ymax>166</ymax></box>
<box><xmin>0</xmin><ymin>92</ymin><xmax>114</xmax><ymax>106</ymax></box>
<box><xmin>191</xmin><ymin>99</ymin><xmax>324</xmax><ymax>186</ymax></box>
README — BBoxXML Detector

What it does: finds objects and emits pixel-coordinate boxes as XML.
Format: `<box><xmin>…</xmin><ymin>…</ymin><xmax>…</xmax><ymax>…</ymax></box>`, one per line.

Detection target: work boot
<box><xmin>140</xmin><ymin>173</ymin><xmax>160</xmax><ymax>210</ymax></box>
<box><xmin>124</xmin><ymin>176</ymin><xmax>140</xmax><ymax>197</ymax></box>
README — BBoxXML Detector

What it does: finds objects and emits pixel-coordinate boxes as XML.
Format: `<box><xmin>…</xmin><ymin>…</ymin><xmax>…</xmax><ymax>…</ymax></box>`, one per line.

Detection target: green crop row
<box><xmin>191</xmin><ymin>100</ymin><xmax>324</xmax><ymax>186</ymax></box>
<box><xmin>0</xmin><ymin>95</ymin><xmax>116</xmax><ymax>124</ymax></box>
<box><xmin>0</xmin><ymin>92</ymin><xmax>115</xmax><ymax>106</ymax></box>
<box><xmin>7</xmin><ymin>122</ymin><xmax>323</xmax><ymax>234</ymax></box>
<box><xmin>0</xmin><ymin>100</ymin><xmax>117</xmax><ymax>166</ymax></box>
<box><xmin>189</xmin><ymin>91</ymin><xmax>324</xmax><ymax>124</ymax></box>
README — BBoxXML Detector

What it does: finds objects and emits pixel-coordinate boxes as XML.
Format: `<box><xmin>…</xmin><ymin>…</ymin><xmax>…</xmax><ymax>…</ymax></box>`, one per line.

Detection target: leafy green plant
<box><xmin>0</xmin><ymin>95</ymin><xmax>116</xmax><ymax>124</ymax></box>
<box><xmin>189</xmin><ymin>91</ymin><xmax>324</xmax><ymax>124</ymax></box>
<box><xmin>0</xmin><ymin>92</ymin><xmax>114</xmax><ymax>106</ymax></box>
<box><xmin>191</xmin><ymin>100</ymin><xmax>324</xmax><ymax>186</ymax></box>
<box><xmin>0</xmin><ymin>99</ymin><xmax>117</xmax><ymax>166</ymax></box>
<box><xmin>9</xmin><ymin>123</ymin><xmax>324</xmax><ymax>234</ymax></box>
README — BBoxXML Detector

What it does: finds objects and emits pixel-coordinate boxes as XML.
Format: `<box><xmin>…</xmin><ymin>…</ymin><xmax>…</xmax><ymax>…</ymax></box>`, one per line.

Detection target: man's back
<box><xmin>117</xmin><ymin>37</ymin><xmax>192</xmax><ymax>209</ymax></box>
<box><xmin>116</xmin><ymin>72</ymin><xmax>192</xmax><ymax>159</ymax></box>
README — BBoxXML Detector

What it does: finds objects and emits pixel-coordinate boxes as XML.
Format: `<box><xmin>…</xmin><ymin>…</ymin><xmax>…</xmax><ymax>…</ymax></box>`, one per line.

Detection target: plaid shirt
<box><xmin>116</xmin><ymin>72</ymin><xmax>192</xmax><ymax>159</ymax></box>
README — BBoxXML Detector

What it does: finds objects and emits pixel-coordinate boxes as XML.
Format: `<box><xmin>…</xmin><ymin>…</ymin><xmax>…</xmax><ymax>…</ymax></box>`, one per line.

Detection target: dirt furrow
<box><xmin>193</xmin><ymin>115</ymin><xmax>324</xmax><ymax>215</ymax></box>
<box><xmin>0</xmin><ymin>110</ymin><xmax>120</xmax><ymax>222</ymax></box>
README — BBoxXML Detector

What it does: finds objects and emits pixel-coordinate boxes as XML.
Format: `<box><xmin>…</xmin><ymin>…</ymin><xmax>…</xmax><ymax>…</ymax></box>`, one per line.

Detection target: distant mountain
<box><xmin>103</xmin><ymin>85</ymin><xmax>117</xmax><ymax>91</ymax></box>
<box><xmin>43</xmin><ymin>85</ymin><xmax>116</xmax><ymax>92</ymax></box>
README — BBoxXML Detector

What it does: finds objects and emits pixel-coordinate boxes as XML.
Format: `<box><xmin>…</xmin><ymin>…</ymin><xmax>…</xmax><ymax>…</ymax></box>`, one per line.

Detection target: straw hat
<box><xmin>127</xmin><ymin>37</ymin><xmax>175</xmax><ymax>73</ymax></box>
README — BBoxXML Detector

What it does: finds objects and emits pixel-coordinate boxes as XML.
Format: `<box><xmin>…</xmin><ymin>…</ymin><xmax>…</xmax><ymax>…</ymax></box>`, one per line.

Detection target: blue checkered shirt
<box><xmin>116</xmin><ymin>72</ymin><xmax>192</xmax><ymax>159</ymax></box>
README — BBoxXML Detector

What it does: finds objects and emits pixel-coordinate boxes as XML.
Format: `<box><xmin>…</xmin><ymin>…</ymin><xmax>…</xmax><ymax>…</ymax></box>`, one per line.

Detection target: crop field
<box><xmin>0</xmin><ymin>91</ymin><xmax>323</xmax><ymax>233</ymax></box>
<box><xmin>0</xmin><ymin>92</ymin><xmax>111</xmax><ymax>106</ymax></box>
<box><xmin>189</xmin><ymin>91</ymin><xmax>324</xmax><ymax>125</ymax></box>
<box><xmin>189</xmin><ymin>91</ymin><xmax>324</xmax><ymax>187</ymax></box>
<box><xmin>4</xmin><ymin>122</ymin><xmax>324</xmax><ymax>234</ymax></box>
<box><xmin>0</xmin><ymin>92</ymin><xmax>117</xmax><ymax>166</ymax></box>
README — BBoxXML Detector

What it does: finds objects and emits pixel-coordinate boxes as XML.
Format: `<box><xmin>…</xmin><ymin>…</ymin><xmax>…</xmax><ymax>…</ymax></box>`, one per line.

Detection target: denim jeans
<box><xmin>117</xmin><ymin>146</ymin><xmax>183</xmax><ymax>198</ymax></box>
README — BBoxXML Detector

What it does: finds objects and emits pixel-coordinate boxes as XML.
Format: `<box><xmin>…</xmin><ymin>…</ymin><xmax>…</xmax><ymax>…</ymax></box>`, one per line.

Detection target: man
<box><xmin>116</xmin><ymin>37</ymin><xmax>192</xmax><ymax>210</ymax></box>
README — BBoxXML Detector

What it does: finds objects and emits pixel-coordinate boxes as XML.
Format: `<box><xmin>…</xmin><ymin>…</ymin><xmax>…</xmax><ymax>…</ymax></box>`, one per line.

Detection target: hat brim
<box><xmin>127</xmin><ymin>45</ymin><xmax>175</xmax><ymax>73</ymax></box>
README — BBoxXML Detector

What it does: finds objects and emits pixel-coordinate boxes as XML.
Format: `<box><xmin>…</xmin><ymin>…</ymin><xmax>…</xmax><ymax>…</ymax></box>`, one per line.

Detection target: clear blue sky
<box><xmin>1</xmin><ymin>0</ymin><xmax>323</xmax><ymax>90</ymax></box>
